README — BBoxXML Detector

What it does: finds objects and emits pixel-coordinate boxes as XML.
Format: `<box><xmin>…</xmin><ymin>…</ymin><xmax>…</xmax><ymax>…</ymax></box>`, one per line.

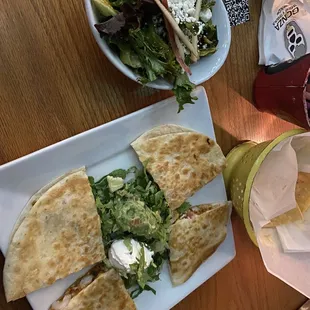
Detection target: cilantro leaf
<box><xmin>176</xmin><ymin>201</ymin><xmax>191</xmax><ymax>215</ymax></box>
<box><xmin>109</xmin><ymin>169</ymin><xmax>127</xmax><ymax>179</ymax></box>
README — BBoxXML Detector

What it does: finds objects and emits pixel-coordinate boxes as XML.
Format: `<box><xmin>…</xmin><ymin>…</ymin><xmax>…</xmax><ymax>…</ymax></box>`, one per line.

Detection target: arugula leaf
<box><xmin>173</xmin><ymin>73</ymin><xmax>197</xmax><ymax>113</ymax></box>
<box><xmin>201</xmin><ymin>0</ymin><xmax>215</xmax><ymax>10</ymax></box>
<box><xmin>176</xmin><ymin>201</ymin><xmax>191</xmax><ymax>215</ymax></box>
<box><xmin>199</xmin><ymin>21</ymin><xmax>218</xmax><ymax>52</ymax></box>
<box><xmin>128</xmin><ymin>25</ymin><xmax>181</xmax><ymax>80</ymax></box>
<box><xmin>120</xmin><ymin>45</ymin><xmax>142</xmax><ymax>68</ymax></box>
<box><xmin>199</xmin><ymin>47</ymin><xmax>217</xmax><ymax>57</ymax></box>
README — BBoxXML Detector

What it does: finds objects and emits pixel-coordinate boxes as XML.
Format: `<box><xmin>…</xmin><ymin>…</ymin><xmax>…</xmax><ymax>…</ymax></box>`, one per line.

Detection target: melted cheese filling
<box><xmin>50</xmin><ymin>265</ymin><xmax>103</xmax><ymax>310</ymax></box>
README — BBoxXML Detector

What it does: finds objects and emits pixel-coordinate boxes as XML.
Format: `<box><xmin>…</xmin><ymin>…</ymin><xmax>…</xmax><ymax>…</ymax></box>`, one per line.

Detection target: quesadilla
<box><xmin>169</xmin><ymin>202</ymin><xmax>230</xmax><ymax>286</ymax></box>
<box><xmin>263</xmin><ymin>206</ymin><xmax>303</xmax><ymax>228</ymax></box>
<box><xmin>50</xmin><ymin>265</ymin><xmax>136</xmax><ymax>310</ymax></box>
<box><xmin>4</xmin><ymin>167</ymin><xmax>105</xmax><ymax>302</ymax></box>
<box><xmin>295</xmin><ymin>172</ymin><xmax>310</xmax><ymax>214</ymax></box>
<box><xmin>131</xmin><ymin>125</ymin><xmax>226</xmax><ymax>210</ymax></box>
<box><xmin>264</xmin><ymin>172</ymin><xmax>310</xmax><ymax>227</ymax></box>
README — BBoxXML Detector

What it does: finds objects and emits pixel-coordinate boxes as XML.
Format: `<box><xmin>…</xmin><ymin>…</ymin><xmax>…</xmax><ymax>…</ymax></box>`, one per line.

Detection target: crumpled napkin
<box><xmin>250</xmin><ymin>132</ymin><xmax>310</xmax><ymax>252</ymax></box>
<box><xmin>276</xmin><ymin>209</ymin><xmax>310</xmax><ymax>252</ymax></box>
<box><xmin>248</xmin><ymin>133</ymin><xmax>310</xmax><ymax>297</ymax></box>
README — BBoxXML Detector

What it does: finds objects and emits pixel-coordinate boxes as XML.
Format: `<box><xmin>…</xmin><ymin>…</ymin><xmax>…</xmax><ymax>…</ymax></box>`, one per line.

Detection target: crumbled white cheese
<box><xmin>168</xmin><ymin>0</ymin><xmax>198</xmax><ymax>24</ymax></box>
<box><xmin>197</xmin><ymin>21</ymin><xmax>204</xmax><ymax>35</ymax></box>
<box><xmin>199</xmin><ymin>8</ymin><xmax>212</xmax><ymax>22</ymax></box>
<box><xmin>187</xmin><ymin>8</ymin><xmax>196</xmax><ymax>16</ymax></box>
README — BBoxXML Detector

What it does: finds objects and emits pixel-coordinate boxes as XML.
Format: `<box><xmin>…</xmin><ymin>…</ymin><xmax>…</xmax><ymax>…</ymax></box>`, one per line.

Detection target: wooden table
<box><xmin>0</xmin><ymin>0</ymin><xmax>307</xmax><ymax>309</ymax></box>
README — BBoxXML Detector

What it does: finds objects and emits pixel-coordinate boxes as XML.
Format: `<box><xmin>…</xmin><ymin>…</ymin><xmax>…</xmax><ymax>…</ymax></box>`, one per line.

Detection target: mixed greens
<box><xmin>93</xmin><ymin>0</ymin><xmax>218</xmax><ymax>112</ymax></box>
<box><xmin>89</xmin><ymin>166</ymin><xmax>171</xmax><ymax>297</ymax></box>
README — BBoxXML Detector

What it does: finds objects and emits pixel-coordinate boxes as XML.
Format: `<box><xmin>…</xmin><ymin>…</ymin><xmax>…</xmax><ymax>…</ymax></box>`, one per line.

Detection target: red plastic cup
<box><xmin>253</xmin><ymin>54</ymin><xmax>310</xmax><ymax>129</ymax></box>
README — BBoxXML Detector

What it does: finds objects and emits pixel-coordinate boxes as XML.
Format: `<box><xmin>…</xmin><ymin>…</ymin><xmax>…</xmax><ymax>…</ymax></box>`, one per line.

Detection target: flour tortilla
<box><xmin>131</xmin><ymin>125</ymin><xmax>226</xmax><ymax>210</ymax></box>
<box><xmin>263</xmin><ymin>206</ymin><xmax>303</xmax><ymax>228</ymax></box>
<box><xmin>295</xmin><ymin>172</ymin><xmax>310</xmax><ymax>213</ymax></box>
<box><xmin>169</xmin><ymin>202</ymin><xmax>229</xmax><ymax>286</ymax></box>
<box><xmin>3</xmin><ymin>167</ymin><xmax>105</xmax><ymax>302</ymax></box>
<box><xmin>264</xmin><ymin>172</ymin><xmax>310</xmax><ymax>227</ymax></box>
<box><xmin>50</xmin><ymin>266</ymin><xmax>136</xmax><ymax>310</ymax></box>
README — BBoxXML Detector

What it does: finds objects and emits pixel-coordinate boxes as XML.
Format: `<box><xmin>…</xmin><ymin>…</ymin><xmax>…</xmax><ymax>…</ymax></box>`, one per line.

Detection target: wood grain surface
<box><xmin>0</xmin><ymin>0</ymin><xmax>307</xmax><ymax>309</ymax></box>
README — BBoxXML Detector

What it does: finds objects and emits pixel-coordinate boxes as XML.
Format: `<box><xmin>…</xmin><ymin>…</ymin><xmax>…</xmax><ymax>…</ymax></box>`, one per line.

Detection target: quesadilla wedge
<box><xmin>49</xmin><ymin>265</ymin><xmax>136</xmax><ymax>310</ymax></box>
<box><xmin>4</xmin><ymin>167</ymin><xmax>105</xmax><ymax>302</ymax></box>
<box><xmin>169</xmin><ymin>202</ymin><xmax>230</xmax><ymax>286</ymax></box>
<box><xmin>264</xmin><ymin>172</ymin><xmax>310</xmax><ymax>227</ymax></box>
<box><xmin>295</xmin><ymin>172</ymin><xmax>310</xmax><ymax>214</ymax></box>
<box><xmin>263</xmin><ymin>206</ymin><xmax>303</xmax><ymax>228</ymax></box>
<box><xmin>131</xmin><ymin>125</ymin><xmax>226</xmax><ymax>210</ymax></box>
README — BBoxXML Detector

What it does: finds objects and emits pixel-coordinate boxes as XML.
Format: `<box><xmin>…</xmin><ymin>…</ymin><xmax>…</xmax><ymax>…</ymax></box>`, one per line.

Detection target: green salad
<box><xmin>93</xmin><ymin>0</ymin><xmax>218</xmax><ymax>112</ymax></box>
<box><xmin>89</xmin><ymin>166</ymin><xmax>171</xmax><ymax>297</ymax></box>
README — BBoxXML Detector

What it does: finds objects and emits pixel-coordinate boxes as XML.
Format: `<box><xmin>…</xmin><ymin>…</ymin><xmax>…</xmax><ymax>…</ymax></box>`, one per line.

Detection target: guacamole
<box><xmin>113</xmin><ymin>200</ymin><xmax>161</xmax><ymax>238</ymax></box>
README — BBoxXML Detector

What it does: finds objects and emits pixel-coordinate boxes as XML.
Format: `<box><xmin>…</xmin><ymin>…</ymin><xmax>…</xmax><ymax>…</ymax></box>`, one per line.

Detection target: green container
<box><xmin>223</xmin><ymin>129</ymin><xmax>306</xmax><ymax>246</ymax></box>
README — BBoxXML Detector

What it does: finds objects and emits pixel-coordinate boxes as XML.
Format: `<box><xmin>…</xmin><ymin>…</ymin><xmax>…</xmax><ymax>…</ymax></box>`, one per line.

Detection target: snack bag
<box><xmin>259</xmin><ymin>0</ymin><xmax>310</xmax><ymax>65</ymax></box>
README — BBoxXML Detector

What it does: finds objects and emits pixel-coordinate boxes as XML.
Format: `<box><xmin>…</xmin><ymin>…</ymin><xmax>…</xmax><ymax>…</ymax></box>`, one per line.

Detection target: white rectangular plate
<box><xmin>0</xmin><ymin>86</ymin><xmax>235</xmax><ymax>310</ymax></box>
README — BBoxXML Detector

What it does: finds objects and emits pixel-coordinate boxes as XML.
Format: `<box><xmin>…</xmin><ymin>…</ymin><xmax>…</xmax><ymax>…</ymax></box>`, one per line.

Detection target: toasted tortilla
<box><xmin>169</xmin><ymin>202</ymin><xmax>229</xmax><ymax>286</ymax></box>
<box><xmin>131</xmin><ymin>125</ymin><xmax>226</xmax><ymax>210</ymax></box>
<box><xmin>3</xmin><ymin>167</ymin><xmax>105</xmax><ymax>302</ymax></box>
<box><xmin>263</xmin><ymin>206</ymin><xmax>303</xmax><ymax>228</ymax></box>
<box><xmin>295</xmin><ymin>172</ymin><xmax>310</xmax><ymax>213</ymax></box>
<box><xmin>50</xmin><ymin>265</ymin><xmax>136</xmax><ymax>310</ymax></box>
<box><xmin>264</xmin><ymin>172</ymin><xmax>310</xmax><ymax>227</ymax></box>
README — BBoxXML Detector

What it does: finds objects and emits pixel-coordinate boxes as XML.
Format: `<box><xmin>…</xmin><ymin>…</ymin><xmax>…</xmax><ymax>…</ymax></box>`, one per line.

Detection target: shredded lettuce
<box><xmin>89</xmin><ymin>166</ymin><xmax>171</xmax><ymax>297</ymax></box>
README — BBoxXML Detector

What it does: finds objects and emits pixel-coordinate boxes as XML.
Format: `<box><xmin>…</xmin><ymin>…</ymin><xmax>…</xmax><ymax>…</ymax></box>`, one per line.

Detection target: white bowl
<box><xmin>85</xmin><ymin>0</ymin><xmax>231</xmax><ymax>90</ymax></box>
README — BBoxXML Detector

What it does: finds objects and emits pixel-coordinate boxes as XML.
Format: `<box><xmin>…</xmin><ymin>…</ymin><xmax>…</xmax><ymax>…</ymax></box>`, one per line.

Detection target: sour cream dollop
<box><xmin>108</xmin><ymin>239</ymin><xmax>154</xmax><ymax>273</ymax></box>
